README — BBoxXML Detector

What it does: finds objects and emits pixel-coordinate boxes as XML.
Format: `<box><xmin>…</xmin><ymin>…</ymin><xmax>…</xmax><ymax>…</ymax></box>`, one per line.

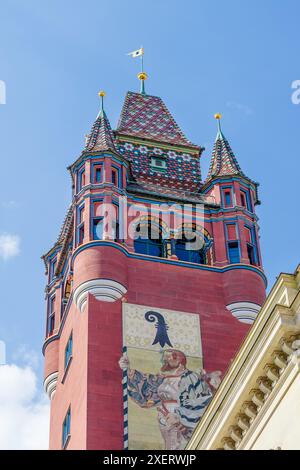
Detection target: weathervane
<box><xmin>127</xmin><ymin>46</ymin><xmax>147</xmax><ymax>95</ymax></box>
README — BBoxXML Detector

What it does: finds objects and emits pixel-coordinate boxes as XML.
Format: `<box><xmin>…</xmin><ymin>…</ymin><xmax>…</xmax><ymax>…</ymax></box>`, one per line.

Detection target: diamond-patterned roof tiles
<box><xmin>117</xmin><ymin>91</ymin><xmax>199</xmax><ymax>149</ymax></box>
<box><xmin>85</xmin><ymin>109</ymin><xmax>116</xmax><ymax>152</ymax></box>
<box><xmin>206</xmin><ymin>128</ymin><xmax>245</xmax><ymax>181</ymax></box>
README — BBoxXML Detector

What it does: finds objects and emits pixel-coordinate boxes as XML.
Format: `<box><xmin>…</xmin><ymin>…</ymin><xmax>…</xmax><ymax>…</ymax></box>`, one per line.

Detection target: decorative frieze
<box><xmin>280</xmin><ymin>338</ymin><xmax>293</xmax><ymax>356</ymax></box>
<box><xmin>219</xmin><ymin>332</ymin><xmax>300</xmax><ymax>450</ymax></box>
<box><xmin>250</xmin><ymin>389</ymin><xmax>265</xmax><ymax>408</ymax></box>
<box><xmin>257</xmin><ymin>376</ymin><xmax>273</xmax><ymax>395</ymax></box>
<box><xmin>236</xmin><ymin>414</ymin><xmax>250</xmax><ymax>431</ymax></box>
<box><xmin>222</xmin><ymin>437</ymin><xmax>236</xmax><ymax>450</ymax></box>
<box><xmin>264</xmin><ymin>364</ymin><xmax>280</xmax><ymax>382</ymax></box>
<box><xmin>229</xmin><ymin>426</ymin><xmax>243</xmax><ymax>443</ymax></box>
<box><xmin>272</xmin><ymin>351</ymin><xmax>287</xmax><ymax>369</ymax></box>
<box><xmin>242</xmin><ymin>402</ymin><xmax>258</xmax><ymax>420</ymax></box>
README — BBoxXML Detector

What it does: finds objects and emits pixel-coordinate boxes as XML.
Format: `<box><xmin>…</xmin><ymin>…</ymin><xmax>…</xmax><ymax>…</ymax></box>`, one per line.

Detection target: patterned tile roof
<box><xmin>85</xmin><ymin>109</ymin><xmax>116</xmax><ymax>152</ymax></box>
<box><xmin>57</xmin><ymin>204</ymin><xmax>74</xmax><ymax>245</ymax></box>
<box><xmin>41</xmin><ymin>203</ymin><xmax>74</xmax><ymax>269</ymax></box>
<box><xmin>127</xmin><ymin>181</ymin><xmax>205</xmax><ymax>203</ymax></box>
<box><xmin>206</xmin><ymin>129</ymin><xmax>246</xmax><ymax>181</ymax></box>
<box><xmin>117</xmin><ymin>141</ymin><xmax>202</xmax><ymax>192</ymax></box>
<box><xmin>116</xmin><ymin>91</ymin><xmax>199</xmax><ymax>149</ymax></box>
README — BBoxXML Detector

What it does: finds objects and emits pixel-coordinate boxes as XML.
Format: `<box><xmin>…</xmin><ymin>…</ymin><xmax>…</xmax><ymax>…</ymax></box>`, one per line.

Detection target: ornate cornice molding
<box><xmin>218</xmin><ymin>333</ymin><xmax>300</xmax><ymax>450</ymax></box>
<box><xmin>186</xmin><ymin>270</ymin><xmax>300</xmax><ymax>451</ymax></box>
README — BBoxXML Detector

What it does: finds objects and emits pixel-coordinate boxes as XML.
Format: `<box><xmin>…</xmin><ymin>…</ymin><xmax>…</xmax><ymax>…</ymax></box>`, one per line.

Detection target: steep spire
<box><xmin>206</xmin><ymin>114</ymin><xmax>245</xmax><ymax>180</ymax></box>
<box><xmin>84</xmin><ymin>91</ymin><xmax>117</xmax><ymax>153</ymax></box>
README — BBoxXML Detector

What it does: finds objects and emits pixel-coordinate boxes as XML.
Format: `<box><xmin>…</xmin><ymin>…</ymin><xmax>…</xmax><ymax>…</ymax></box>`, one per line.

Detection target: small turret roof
<box><xmin>206</xmin><ymin>121</ymin><xmax>246</xmax><ymax>180</ymax></box>
<box><xmin>85</xmin><ymin>106</ymin><xmax>117</xmax><ymax>153</ymax></box>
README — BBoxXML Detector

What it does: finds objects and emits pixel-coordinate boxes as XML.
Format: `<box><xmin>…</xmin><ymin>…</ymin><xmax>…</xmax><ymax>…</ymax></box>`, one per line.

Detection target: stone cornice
<box><xmin>221</xmin><ymin>334</ymin><xmax>300</xmax><ymax>450</ymax></box>
<box><xmin>186</xmin><ymin>267</ymin><xmax>300</xmax><ymax>450</ymax></box>
<box><xmin>240</xmin><ymin>347</ymin><xmax>300</xmax><ymax>449</ymax></box>
<box><xmin>70</xmin><ymin>240</ymin><xmax>267</xmax><ymax>287</ymax></box>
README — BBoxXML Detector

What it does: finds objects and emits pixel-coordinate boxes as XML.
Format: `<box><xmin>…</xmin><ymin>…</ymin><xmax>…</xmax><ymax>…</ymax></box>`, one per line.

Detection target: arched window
<box><xmin>134</xmin><ymin>221</ymin><xmax>165</xmax><ymax>258</ymax></box>
<box><xmin>174</xmin><ymin>225</ymin><xmax>212</xmax><ymax>265</ymax></box>
<box><xmin>175</xmin><ymin>235</ymin><xmax>206</xmax><ymax>263</ymax></box>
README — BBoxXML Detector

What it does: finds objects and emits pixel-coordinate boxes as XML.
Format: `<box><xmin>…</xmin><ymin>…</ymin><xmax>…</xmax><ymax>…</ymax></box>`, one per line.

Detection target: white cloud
<box><xmin>226</xmin><ymin>101</ymin><xmax>253</xmax><ymax>116</ymax></box>
<box><xmin>0</xmin><ymin>234</ymin><xmax>21</xmax><ymax>260</ymax></box>
<box><xmin>0</xmin><ymin>341</ymin><xmax>6</xmax><ymax>365</ymax></box>
<box><xmin>12</xmin><ymin>345</ymin><xmax>40</xmax><ymax>370</ymax></box>
<box><xmin>1</xmin><ymin>200</ymin><xmax>20</xmax><ymax>209</ymax></box>
<box><xmin>0</xmin><ymin>364</ymin><xmax>50</xmax><ymax>449</ymax></box>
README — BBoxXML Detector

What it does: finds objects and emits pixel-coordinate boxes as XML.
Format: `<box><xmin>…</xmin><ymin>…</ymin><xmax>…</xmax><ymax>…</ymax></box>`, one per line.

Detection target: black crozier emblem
<box><xmin>145</xmin><ymin>311</ymin><xmax>173</xmax><ymax>348</ymax></box>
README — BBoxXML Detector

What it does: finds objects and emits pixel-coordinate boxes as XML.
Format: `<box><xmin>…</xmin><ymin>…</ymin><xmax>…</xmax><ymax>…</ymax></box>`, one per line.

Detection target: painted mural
<box><xmin>120</xmin><ymin>304</ymin><xmax>221</xmax><ymax>450</ymax></box>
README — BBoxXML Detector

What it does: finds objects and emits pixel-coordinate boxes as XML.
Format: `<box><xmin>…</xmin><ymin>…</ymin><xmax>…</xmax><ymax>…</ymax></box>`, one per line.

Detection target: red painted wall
<box><xmin>44</xmin><ymin>243</ymin><xmax>265</xmax><ymax>449</ymax></box>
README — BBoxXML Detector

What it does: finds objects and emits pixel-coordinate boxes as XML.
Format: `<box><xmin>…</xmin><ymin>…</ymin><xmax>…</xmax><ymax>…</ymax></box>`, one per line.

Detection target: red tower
<box><xmin>42</xmin><ymin>83</ymin><xmax>266</xmax><ymax>450</ymax></box>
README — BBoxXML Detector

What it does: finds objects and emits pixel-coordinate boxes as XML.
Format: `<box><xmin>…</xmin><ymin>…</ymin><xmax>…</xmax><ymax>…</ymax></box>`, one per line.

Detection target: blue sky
<box><xmin>0</xmin><ymin>0</ymin><xmax>299</xmax><ymax>408</ymax></box>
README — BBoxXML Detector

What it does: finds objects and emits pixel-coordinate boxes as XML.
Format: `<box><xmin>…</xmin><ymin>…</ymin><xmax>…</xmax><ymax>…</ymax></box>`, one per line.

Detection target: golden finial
<box><xmin>98</xmin><ymin>90</ymin><xmax>106</xmax><ymax>113</ymax></box>
<box><xmin>137</xmin><ymin>72</ymin><xmax>148</xmax><ymax>81</ymax></box>
<box><xmin>138</xmin><ymin>72</ymin><xmax>148</xmax><ymax>95</ymax></box>
<box><xmin>214</xmin><ymin>113</ymin><xmax>223</xmax><ymax>138</ymax></box>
